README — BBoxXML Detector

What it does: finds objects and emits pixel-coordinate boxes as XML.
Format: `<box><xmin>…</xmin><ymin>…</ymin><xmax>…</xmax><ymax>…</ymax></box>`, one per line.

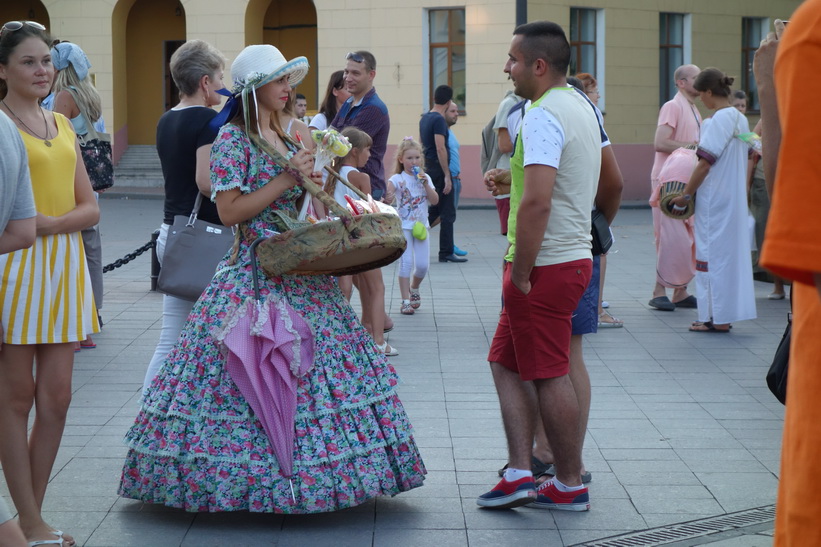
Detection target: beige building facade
<box><xmin>5</xmin><ymin>0</ymin><xmax>802</xmax><ymax>200</ymax></box>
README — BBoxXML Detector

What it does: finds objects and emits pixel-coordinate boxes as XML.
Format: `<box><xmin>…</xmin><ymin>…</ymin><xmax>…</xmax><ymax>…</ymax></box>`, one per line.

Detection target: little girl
<box><xmin>387</xmin><ymin>137</ymin><xmax>439</xmax><ymax>315</ymax></box>
<box><xmin>327</xmin><ymin>127</ymin><xmax>373</xmax><ymax>300</ymax></box>
<box><xmin>328</xmin><ymin>127</ymin><xmax>396</xmax><ymax>355</ymax></box>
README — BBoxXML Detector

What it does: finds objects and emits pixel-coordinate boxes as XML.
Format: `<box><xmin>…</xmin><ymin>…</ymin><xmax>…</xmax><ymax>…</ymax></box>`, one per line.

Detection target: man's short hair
<box><xmin>434</xmin><ymin>85</ymin><xmax>453</xmax><ymax>105</ymax></box>
<box><xmin>513</xmin><ymin>21</ymin><xmax>570</xmax><ymax>76</ymax></box>
<box><xmin>350</xmin><ymin>50</ymin><xmax>377</xmax><ymax>72</ymax></box>
<box><xmin>296</xmin><ymin>93</ymin><xmax>306</xmax><ymax>100</ymax></box>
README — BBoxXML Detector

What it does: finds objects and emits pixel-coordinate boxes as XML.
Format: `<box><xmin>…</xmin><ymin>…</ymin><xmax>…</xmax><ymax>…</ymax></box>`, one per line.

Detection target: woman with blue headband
<box><xmin>48</xmin><ymin>41</ymin><xmax>106</xmax><ymax>351</ymax></box>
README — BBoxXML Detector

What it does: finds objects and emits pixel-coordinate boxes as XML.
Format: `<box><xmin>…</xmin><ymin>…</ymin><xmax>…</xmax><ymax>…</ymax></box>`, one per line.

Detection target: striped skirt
<box><xmin>0</xmin><ymin>232</ymin><xmax>99</xmax><ymax>345</ymax></box>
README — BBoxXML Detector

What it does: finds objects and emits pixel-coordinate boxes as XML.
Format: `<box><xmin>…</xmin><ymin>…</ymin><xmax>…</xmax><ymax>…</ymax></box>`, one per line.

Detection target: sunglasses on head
<box><xmin>1</xmin><ymin>21</ymin><xmax>46</xmax><ymax>37</ymax></box>
<box><xmin>346</xmin><ymin>52</ymin><xmax>365</xmax><ymax>64</ymax></box>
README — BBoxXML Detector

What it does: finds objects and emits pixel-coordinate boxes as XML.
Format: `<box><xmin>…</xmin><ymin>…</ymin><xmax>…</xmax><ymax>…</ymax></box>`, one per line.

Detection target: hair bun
<box><xmin>723</xmin><ymin>76</ymin><xmax>735</xmax><ymax>87</ymax></box>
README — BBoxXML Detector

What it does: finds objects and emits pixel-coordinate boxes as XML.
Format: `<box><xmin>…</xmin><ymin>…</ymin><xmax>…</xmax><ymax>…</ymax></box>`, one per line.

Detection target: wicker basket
<box><xmin>251</xmin><ymin>139</ymin><xmax>406</xmax><ymax>277</ymax></box>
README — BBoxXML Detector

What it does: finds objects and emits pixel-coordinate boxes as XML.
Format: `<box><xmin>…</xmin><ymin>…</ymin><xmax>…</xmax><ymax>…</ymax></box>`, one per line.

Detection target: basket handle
<box><xmin>249</xmin><ymin>132</ymin><xmax>353</xmax><ymax>222</ymax></box>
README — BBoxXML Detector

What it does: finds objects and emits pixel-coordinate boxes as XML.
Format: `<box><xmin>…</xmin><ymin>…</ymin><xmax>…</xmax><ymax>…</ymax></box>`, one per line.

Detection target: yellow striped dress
<box><xmin>0</xmin><ymin>113</ymin><xmax>99</xmax><ymax>344</ymax></box>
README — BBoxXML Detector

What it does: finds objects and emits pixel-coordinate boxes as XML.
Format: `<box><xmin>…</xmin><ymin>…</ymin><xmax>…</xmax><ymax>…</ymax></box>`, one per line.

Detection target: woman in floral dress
<box><xmin>119</xmin><ymin>45</ymin><xmax>426</xmax><ymax>513</ymax></box>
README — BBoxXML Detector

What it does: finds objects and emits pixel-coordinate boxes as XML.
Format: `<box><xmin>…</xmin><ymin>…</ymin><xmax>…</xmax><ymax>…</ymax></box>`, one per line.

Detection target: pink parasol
<box><xmin>222</xmin><ymin>240</ymin><xmax>315</xmax><ymax>483</ymax></box>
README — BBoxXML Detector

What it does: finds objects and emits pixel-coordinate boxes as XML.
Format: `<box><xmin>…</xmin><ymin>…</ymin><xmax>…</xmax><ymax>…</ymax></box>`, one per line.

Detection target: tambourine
<box><xmin>659</xmin><ymin>181</ymin><xmax>695</xmax><ymax>219</ymax></box>
<box><xmin>658</xmin><ymin>146</ymin><xmax>698</xmax><ymax>220</ymax></box>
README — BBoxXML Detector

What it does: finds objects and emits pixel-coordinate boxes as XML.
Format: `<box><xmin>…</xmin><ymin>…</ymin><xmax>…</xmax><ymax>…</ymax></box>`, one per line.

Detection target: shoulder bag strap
<box><xmin>187</xmin><ymin>193</ymin><xmax>204</xmax><ymax>226</ymax></box>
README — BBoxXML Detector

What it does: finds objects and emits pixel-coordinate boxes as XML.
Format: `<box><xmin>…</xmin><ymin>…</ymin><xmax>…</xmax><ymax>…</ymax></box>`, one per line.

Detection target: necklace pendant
<box><xmin>44</xmin><ymin>139</ymin><xmax>52</xmax><ymax>147</ymax></box>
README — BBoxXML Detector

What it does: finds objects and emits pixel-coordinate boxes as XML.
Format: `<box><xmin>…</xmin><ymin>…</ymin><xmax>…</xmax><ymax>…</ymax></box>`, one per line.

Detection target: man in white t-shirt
<box><xmin>491</xmin><ymin>90</ymin><xmax>522</xmax><ymax>235</ymax></box>
<box><xmin>477</xmin><ymin>21</ymin><xmax>601</xmax><ymax>513</ymax></box>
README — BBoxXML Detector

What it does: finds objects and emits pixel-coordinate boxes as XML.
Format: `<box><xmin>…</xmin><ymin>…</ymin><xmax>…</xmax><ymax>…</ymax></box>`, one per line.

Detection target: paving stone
<box><xmin>8</xmin><ymin>204</ymin><xmax>787</xmax><ymax>546</ymax></box>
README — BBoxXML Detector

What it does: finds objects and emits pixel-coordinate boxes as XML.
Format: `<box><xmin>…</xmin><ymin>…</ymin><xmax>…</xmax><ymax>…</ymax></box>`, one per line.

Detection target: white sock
<box><xmin>402</xmin><ymin>299</ymin><xmax>411</xmax><ymax>305</ymax></box>
<box><xmin>504</xmin><ymin>468</ymin><xmax>533</xmax><ymax>482</ymax></box>
<box><xmin>552</xmin><ymin>478</ymin><xmax>585</xmax><ymax>492</ymax></box>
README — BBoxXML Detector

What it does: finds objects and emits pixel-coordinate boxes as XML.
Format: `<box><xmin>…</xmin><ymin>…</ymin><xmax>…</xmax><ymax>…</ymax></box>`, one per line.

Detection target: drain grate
<box><xmin>574</xmin><ymin>505</ymin><xmax>775</xmax><ymax>547</ymax></box>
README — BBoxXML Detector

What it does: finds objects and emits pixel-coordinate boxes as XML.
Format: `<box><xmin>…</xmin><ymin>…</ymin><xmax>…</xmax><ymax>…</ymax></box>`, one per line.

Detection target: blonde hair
<box><xmin>392</xmin><ymin>137</ymin><xmax>425</xmax><ymax>176</ymax></box>
<box><xmin>327</xmin><ymin>127</ymin><xmax>372</xmax><ymax>196</ymax></box>
<box><xmin>53</xmin><ymin>63</ymin><xmax>102</xmax><ymax>122</ymax></box>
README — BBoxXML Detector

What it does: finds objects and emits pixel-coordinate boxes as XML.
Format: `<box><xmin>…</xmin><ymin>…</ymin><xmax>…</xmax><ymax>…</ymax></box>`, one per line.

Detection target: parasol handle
<box><xmin>249</xmin><ymin>237</ymin><xmax>265</xmax><ymax>301</ymax></box>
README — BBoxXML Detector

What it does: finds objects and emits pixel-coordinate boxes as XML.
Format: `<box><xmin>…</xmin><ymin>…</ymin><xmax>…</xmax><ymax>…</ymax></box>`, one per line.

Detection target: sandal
<box><xmin>400</xmin><ymin>301</ymin><xmax>414</xmax><ymax>315</ymax></box>
<box><xmin>376</xmin><ymin>341</ymin><xmax>399</xmax><ymax>356</ymax></box>
<box><xmin>27</xmin><ymin>531</ymin><xmax>65</xmax><ymax>546</ymax></box>
<box><xmin>597</xmin><ymin>311</ymin><xmax>623</xmax><ymax>328</ymax></box>
<box><xmin>538</xmin><ymin>464</ymin><xmax>593</xmax><ymax>484</ymax></box>
<box><xmin>497</xmin><ymin>456</ymin><xmax>551</xmax><ymax>477</ymax></box>
<box><xmin>689</xmin><ymin>321</ymin><xmax>730</xmax><ymax>333</ymax></box>
<box><xmin>410</xmin><ymin>289</ymin><xmax>421</xmax><ymax>309</ymax></box>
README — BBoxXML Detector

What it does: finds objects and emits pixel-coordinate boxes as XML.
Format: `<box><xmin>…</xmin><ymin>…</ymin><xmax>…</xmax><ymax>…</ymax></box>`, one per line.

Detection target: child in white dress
<box><xmin>326</xmin><ymin>127</ymin><xmax>373</xmax><ymax>300</ymax></box>
<box><xmin>386</xmin><ymin>137</ymin><xmax>439</xmax><ymax>315</ymax></box>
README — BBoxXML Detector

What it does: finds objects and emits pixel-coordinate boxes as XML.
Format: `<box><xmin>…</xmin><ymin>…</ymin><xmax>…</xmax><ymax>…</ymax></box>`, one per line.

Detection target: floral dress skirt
<box><xmin>119</xmin><ymin>236</ymin><xmax>426</xmax><ymax>512</ymax></box>
<box><xmin>120</xmin><ymin>120</ymin><xmax>427</xmax><ymax>511</ymax></box>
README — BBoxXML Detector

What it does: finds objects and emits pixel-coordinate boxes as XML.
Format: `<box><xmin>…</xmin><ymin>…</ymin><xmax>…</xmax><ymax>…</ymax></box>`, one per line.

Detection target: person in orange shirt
<box><xmin>758</xmin><ymin>3</ymin><xmax>821</xmax><ymax>545</ymax></box>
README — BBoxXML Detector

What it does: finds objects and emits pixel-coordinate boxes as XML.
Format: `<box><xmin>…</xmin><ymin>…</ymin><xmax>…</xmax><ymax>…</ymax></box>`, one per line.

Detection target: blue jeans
<box><xmin>453</xmin><ymin>176</ymin><xmax>462</xmax><ymax>210</ymax></box>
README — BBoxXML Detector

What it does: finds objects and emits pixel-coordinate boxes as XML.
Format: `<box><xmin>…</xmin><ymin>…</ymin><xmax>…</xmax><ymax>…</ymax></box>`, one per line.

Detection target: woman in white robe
<box><xmin>669</xmin><ymin>68</ymin><xmax>756</xmax><ymax>332</ymax></box>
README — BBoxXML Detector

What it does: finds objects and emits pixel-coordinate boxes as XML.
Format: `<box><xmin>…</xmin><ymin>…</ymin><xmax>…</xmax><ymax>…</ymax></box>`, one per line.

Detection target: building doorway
<box><xmin>164</xmin><ymin>40</ymin><xmax>185</xmax><ymax>111</ymax></box>
<box><xmin>123</xmin><ymin>0</ymin><xmax>186</xmax><ymax>145</ymax></box>
<box><xmin>0</xmin><ymin>1</ymin><xmax>50</xmax><ymax>34</ymax></box>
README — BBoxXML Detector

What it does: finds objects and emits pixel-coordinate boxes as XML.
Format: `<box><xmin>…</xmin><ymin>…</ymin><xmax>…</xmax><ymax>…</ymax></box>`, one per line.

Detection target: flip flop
<box><xmin>79</xmin><ymin>342</ymin><xmax>97</xmax><ymax>349</ymax></box>
<box><xmin>539</xmin><ymin>464</ymin><xmax>592</xmax><ymax>484</ymax></box>
<box><xmin>497</xmin><ymin>456</ymin><xmax>552</xmax><ymax>477</ymax></box>
<box><xmin>28</xmin><ymin>531</ymin><xmax>65</xmax><ymax>546</ymax></box>
<box><xmin>689</xmin><ymin>321</ymin><xmax>730</xmax><ymax>333</ymax></box>
<box><xmin>598</xmin><ymin>311</ymin><xmax>624</xmax><ymax>328</ymax></box>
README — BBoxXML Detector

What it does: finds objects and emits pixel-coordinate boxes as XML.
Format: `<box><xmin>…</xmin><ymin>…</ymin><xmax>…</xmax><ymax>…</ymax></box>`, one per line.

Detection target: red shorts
<box><xmin>495</xmin><ymin>198</ymin><xmax>511</xmax><ymax>235</ymax></box>
<box><xmin>488</xmin><ymin>259</ymin><xmax>592</xmax><ymax>381</ymax></box>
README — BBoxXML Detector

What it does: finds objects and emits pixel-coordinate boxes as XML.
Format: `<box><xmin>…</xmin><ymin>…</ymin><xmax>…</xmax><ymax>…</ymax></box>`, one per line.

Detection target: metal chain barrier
<box><xmin>102</xmin><ymin>239</ymin><xmax>155</xmax><ymax>273</ymax></box>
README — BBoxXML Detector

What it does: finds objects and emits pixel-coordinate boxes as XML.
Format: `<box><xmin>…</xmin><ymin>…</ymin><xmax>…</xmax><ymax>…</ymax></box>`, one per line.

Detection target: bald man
<box><xmin>648</xmin><ymin>64</ymin><xmax>701</xmax><ymax>311</ymax></box>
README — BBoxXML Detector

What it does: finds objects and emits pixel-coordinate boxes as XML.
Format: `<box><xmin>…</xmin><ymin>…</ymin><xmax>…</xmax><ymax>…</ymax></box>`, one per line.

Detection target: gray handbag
<box><xmin>156</xmin><ymin>193</ymin><xmax>234</xmax><ymax>301</ymax></box>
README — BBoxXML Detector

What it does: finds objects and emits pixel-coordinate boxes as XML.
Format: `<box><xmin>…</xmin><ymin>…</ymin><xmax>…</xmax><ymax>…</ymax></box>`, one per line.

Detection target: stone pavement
<box><xmin>1</xmin><ymin>198</ymin><xmax>787</xmax><ymax>546</ymax></box>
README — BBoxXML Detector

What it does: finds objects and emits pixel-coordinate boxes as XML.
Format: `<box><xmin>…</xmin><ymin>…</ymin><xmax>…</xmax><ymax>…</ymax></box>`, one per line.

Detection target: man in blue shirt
<box><xmin>446</xmin><ymin>100</ymin><xmax>467</xmax><ymax>257</ymax></box>
<box><xmin>331</xmin><ymin>51</ymin><xmax>390</xmax><ymax>201</ymax></box>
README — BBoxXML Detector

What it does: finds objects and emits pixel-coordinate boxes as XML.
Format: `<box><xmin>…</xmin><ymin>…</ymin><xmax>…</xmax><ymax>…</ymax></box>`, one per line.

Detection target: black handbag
<box><xmin>766</xmin><ymin>308</ymin><xmax>791</xmax><ymax>405</ymax></box>
<box><xmin>156</xmin><ymin>193</ymin><xmax>235</xmax><ymax>301</ymax></box>
<box><xmin>67</xmin><ymin>87</ymin><xmax>114</xmax><ymax>191</ymax></box>
<box><xmin>591</xmin><ymin>209</ymin><xmax>613</xmax><ymax>256</ymax></box>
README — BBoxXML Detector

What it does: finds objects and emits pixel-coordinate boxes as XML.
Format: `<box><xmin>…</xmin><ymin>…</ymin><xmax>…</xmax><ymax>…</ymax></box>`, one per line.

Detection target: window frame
<box><xmin>658</xmin><ymin>12</ymin><xmax>693</xmax><ymax>107</ymax></box>
<box><xmin>569</xmin><ymin>7</ymin><xmax>606</xmax><ymax>111</ymax></box>
<box><xmin>569</xmin><ymin>7</ymin><xmax>597</xmax><ymax>77</ymax></box>
<box><xmin>427</xmin><ymin>7</ymin><xmax>466</xmax><ymax>113</ymax></box>
<box><xmin>742</xmin><ymin>17</ymin><xmax>769</xmax><ymax>113</ymax></box>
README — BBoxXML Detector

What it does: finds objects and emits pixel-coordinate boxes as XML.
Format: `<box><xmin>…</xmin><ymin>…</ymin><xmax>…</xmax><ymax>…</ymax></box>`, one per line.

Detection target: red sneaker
<box><xmin>476</xmin><ymin>476</ymin><xmax>537</xmax><ymax>509</ymax></box>
<box><xmin>532</xmin><ymin>479</ymin><xmax>590</xmax><ymax>511</ymax></box>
